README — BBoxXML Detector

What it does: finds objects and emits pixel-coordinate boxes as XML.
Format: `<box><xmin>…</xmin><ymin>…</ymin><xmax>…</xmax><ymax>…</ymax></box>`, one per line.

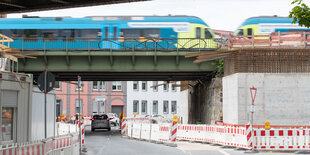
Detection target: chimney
<box><xmin>0</xmin><ymin>14</ymin><xmax>7</xmax><ymax>18</ymax></box>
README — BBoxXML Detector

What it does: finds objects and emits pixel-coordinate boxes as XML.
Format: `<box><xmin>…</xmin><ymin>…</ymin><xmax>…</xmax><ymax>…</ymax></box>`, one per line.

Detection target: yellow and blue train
<box><xmin>234</xmin><ymin>16</ymin><xmax>310</xmax><ymax>36</ymax></box>
<box><xmin>0</xmin><ymin>16</ymin><xmax>217</xmax><ymax>50</ymax></box>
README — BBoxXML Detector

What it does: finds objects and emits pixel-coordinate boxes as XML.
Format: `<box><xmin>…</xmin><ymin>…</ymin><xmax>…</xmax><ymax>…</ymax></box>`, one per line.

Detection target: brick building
<box><xmin>55</xmin><ymin>81</ymin><xmax>127</xmax><ymax>117</ymax></box>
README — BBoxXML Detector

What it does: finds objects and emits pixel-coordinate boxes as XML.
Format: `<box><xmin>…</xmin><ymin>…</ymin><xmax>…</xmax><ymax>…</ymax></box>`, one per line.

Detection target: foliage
<box><xmin>211</xmin><ymin>58</ymin><xmax>224</xmax><ymax>77</ymax></box>
<box><xmin>289</xmin><ymin>0</ymin><xmax>310</xmax><ymax>27</ymax></box>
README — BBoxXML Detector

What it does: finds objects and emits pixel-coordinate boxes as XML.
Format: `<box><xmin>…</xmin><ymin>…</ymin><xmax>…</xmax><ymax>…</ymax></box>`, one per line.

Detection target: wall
<box><xmin>179</xmin><ymin>89</ymin><xmax>189</xmax><ymax>124</ymax></box>
<box><xmin>56</xmin><ymin>81</ymin><xmax>126</xmax><ymax>118</ymax></box>
<box><xmin>188</xmin><ymin>78</ymin><xmax>222</xmax><ymax>124</ymax></box>
<box><xmin>127</xmin><ymin>81</ymin><xmax>181</xmax><ymax>119</ymax></box>
<box><xmin>223</xmin><ymin>73</ymin><xmax>310</xmax><ymax>126</ymax></box>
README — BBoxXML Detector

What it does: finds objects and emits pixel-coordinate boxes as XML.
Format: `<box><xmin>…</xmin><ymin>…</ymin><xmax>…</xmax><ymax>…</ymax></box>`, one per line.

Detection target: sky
<box><xmin>7</xmin><ymin>0</ymin><xmax>297</xmax><ymax>31</ymax></box>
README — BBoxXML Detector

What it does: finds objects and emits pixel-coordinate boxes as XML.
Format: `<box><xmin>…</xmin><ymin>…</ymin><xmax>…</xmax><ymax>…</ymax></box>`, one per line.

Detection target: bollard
<box><xmin>167</xmin><ymin>115</ymin><xmax>178</xmax><ymax>147</ymax></box>
<box><xmin>121</xmin><ymin>115</ymin><xmax>127</xmax><ymax>136</ymax></box>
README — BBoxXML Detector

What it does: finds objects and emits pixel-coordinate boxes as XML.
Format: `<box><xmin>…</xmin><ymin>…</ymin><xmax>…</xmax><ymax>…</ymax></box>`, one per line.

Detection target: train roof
<box><xmin>0</xmin><ymin>15</ymin><xmax>210</xmax><ymax>27</ymax></box>
<box><xmin>237</xmin><ymin>16</ymin><xmax>295</xmax><ymax>28</ymax></box>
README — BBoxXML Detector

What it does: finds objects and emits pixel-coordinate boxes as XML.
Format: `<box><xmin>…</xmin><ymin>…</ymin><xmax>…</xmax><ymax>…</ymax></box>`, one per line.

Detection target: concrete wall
<box><xmin>223</xmin><ymin>73</ymin><xmax>310</xmax><ymax>126</ymax></box>
<box><xmin>188</xmin><ymin>78</ymin><xmax>222</xmax><ymax>124</ymax></box>
<box><xmin>179</xmin><ymin>89</ymin><xmax>189</xmax><ymax>124</ymax></box>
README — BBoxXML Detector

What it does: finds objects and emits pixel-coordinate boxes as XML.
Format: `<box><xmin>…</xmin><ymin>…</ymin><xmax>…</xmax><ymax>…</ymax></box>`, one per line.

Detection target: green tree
<box><xmin>289</xmin><ymin>0</ymin><xmax>310</xmax><ymax>27</ymax></box>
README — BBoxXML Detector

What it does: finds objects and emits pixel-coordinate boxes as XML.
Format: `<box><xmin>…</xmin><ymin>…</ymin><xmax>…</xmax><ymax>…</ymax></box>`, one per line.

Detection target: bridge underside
<box><xmin>17</xmin><ymin>50</ymin><xmax>216</xmax><ymax>81</ymax></box>
<box><xmin>0</xmin><ymin>0</ymin><xmax>147</xmax><ymax>14</ymax></box>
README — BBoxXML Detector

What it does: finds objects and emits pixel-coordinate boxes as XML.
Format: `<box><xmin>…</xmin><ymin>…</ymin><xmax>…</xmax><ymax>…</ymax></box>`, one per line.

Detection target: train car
<box><xmin>234</xmin><ymin>16</ymin><xmax>310</xmax><ymax>36</ymax></box>
<box><xmin>0</xmin><ymin>15</ymin><xmax>217</xmax><ymax>50</ymax></box>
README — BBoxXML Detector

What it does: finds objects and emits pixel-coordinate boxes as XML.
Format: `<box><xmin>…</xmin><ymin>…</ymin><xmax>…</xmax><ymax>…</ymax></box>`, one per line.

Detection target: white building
<box><xmin>127</xmin><ymin>81</ymin><xmax>187</xmax><ymax>120</ymax></box>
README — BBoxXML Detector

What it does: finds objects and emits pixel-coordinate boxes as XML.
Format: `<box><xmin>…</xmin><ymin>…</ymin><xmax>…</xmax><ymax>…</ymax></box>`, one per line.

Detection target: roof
<box><xmin>236</xmin><ymin>16</ymin><xmax>295</xmax><ymax>29</ymax></box>
<box><xmin>0</xmin><ymin>16</ymin><xmax>209</xmax><ymax>28</ymax></box>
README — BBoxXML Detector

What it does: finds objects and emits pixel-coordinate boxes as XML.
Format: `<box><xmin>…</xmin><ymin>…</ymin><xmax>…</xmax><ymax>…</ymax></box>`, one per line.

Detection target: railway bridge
<box><xmin>13</xmin><ymin>38</ymin><xmax>217</xmax><ymax>81</ymax></box>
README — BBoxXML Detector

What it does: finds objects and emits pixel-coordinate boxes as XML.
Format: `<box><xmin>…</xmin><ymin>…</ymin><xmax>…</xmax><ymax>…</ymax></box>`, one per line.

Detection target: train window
<box><xmin>205</xmin><ymin>28</ymin><xmax>212</xmax><ymax>39</ymax></box>
<box><xmin>78</xmin><ymin>29</ymin><xmax>100</xmax><ymax>41</ymax></box>
<box><xmin>105</xmin><ymin>27</ymin><xmax>108</xmax><ymax>39</ymax></box>
<box><xmin>121</xmin><ymin>29</ymin><xmax>141</xmax><ymax>39</ymax></box>
<box><xmin>113</xmin><ymin>27</ymin><xmax>117</xmax><ymax>39</ymax></box>
<box><xmin>237</xmin><ymin>29</ymin><xmax>244</xmax><ymax>35</ymax></box>
<box><xmin>196</xmin><ymin>27</ymin><xmax>201</xmax><ymax>38</ymax></box>
<box><xmin>247</xmin><ymin>28</ymin><xmax>253</xmax><ymax>36</ymax></box>
<box><xmin>11</xmin><ymin>29</ymin><xmax>24</xmax><ymax>39</ymax></box>
<box><xmin>0</xmin><ymin>30</ymin><xmax>14</xmax><ymax>38</ymax></box>
<box><xmin>38</xmin><ymin>29</ymin><xmax>58</xmax><ymax>41</ymax></box>
<box><xmin>59</xmin><ymin>29</ymin><xmax>75</xmax><ymax>40</ymax></box>
<box><xmin>142</xmin><ymin>29</ymin><xmax>160</xmax><ymax>38</ymax></box>
<box><xmin>24</xmin><ymin>29</ymin><xmax>38</xmax><ymax>41</ymax></box>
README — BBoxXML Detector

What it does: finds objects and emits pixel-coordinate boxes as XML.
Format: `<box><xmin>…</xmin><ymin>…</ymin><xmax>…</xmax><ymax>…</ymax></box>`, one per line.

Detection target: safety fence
<box><xmin>220</xmin><ymin>32</ymin><xmax>310</xmax><ymax>49</ymax></box>
<box><xmin>123</xmin><ymin>118</ymin><xmax>310</xmax><ymax>151</ymax></box>
<box><xmin>0</xmin><ymin>122</ymin><xmax>85</xmax><ymax>155</ymax></box>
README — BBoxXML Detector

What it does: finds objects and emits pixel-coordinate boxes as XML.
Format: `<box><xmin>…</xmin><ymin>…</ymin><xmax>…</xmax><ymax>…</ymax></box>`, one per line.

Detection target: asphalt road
<box><xmin>84</xmin><ymin>126</ymin><xmax>301</xmax><ymax>155</ymax></box>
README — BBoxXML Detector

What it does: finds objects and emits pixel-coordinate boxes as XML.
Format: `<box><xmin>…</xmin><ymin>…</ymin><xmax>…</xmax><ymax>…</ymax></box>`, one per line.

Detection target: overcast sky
<box><xmin>7</xmin><ymin>0</ymin><xmax>297</xmax><ymax>31</ymax></box>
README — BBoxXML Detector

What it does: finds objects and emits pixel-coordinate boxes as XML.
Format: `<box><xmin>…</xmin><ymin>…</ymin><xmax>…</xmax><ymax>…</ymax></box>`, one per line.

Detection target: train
<box><xmin>234</xmin><ymin>16</ymin><xmax>310</xmax><ymax>36</ymax></box>
<box><xmin>0</xmin><ymin>15</ymin><xmax>218</xmax><ymax>50</ymax></box>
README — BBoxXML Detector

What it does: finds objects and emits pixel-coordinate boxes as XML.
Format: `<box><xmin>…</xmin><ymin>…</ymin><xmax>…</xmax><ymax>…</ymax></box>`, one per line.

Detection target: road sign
<box><xmin>250</xmin><ymin>86</ymin><xmax>257</xmax><ymax>105</ymax></box>
<box><xmin>37</xmin><ymin>70</ymin><xmax>55</xmax><ymax>93</ymax></box>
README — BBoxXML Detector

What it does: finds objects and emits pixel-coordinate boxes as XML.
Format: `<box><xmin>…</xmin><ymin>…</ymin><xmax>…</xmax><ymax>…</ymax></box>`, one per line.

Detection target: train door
<box><xmin>101</xmin><ymin>24</ymin><xmax>120</xmax><ymax>49</ymax></box>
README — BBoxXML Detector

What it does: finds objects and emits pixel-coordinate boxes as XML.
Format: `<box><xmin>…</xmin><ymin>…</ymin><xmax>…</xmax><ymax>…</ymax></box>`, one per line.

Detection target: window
<box><xmin>121</xmin><ymin>29</ymin><xmax>141</xmax><ymax>38</ymax></box>
<box><xmin>141</xmin><ymin>100</ymin><xmax>147</xmax><ymax>114</ymax></box>
<box><xmin>152</xmin><ymin>101</ymin><xmax>158</xmax><ymax>114</ymax></box>
<box><xmin>163</xmin><ymin>101</ymin><xmax>169</xmax><ymax>114</ymax></box>
<box><xmin>172</xmin><ymin>84</ymin><xmax>177</xmax><ymax>92</ymax></box>
<box><xmin>2</xmin><ymin>107</ymin><xmax>13</xmax><ymax>141</ymax></box>
<box><xmin>153</xmin><ymin>81</ymin><xmax>158</xmax><ymax>92</ymax></box>
<box><xmin>55</xmin><ymin>81</ymin><xmax>62</xmax><ymax>90</ymax></box>
<box><xmin>23</xmin><ymin>29</ymin><xmax>38</xmax><ymax>39</ymax></box>
<box><xmin>78</xmin><ymin>29</ymin><xmax>100</xmax><ymax>38</ymax></box>
<box><xmin>247</xmin><ymin>28</ymin><xmax>253</xmax><ymax>36</ymax></box>
<box><xmin>133</xmin><ymin>100</ymin><xmax>139</xmax><ymax>114</ymax></box>
<box><xmin>237</xmin><ymin>29</ymin><xmax>244</xmax><ymax>35</ymax></box>
<box><xmin>171</xmin><ymin>101</ymin><xmax>177</xmax><ymax>114</ymax></box>
<box><xmin>93</xmin><ymin>81</ymin><xmax>106</xmax><ymax>91</ymax></box>
<box><xmin>205</xmin><ymin>28</ymin><xmax>212</xmax><ymax>39</ymax></box>
<box><xmin>142</xmin><ymin>29</ymin><xmax>160</xmax><ymax>38</ymax></box>
<box><xmin>59</xmin><ymin>29</ymin><xmax>75</xmax><ymax>40</ymax></box>
<box><xmin>105</xmin><ymin>27</ymin><xmax>109</xmax><ymax>39</ymax></box>
<box><xmin>196</xmin><ymin>27</ymin><xmax>201</xmax><ymax>38</ymax></box>
<box><xmin>112</xmin><ymin>81</ymin><xmax>122</xmax><ymax>91</ymax></box>
<box><xmin>75</xmin><ymin>99</ymin><xmax>83</xmax><ymax>114</ymax></box>
<box><xmin>39</xmin><ymin>29</ymin><xmax>58</xmax><ymax>40</ymax></box>
<box><xmin>113</xmin><ymin>27</ymin><xmax>117</xmax><ymax>39</ymax></box>
<box><xmin>56</xmin><ymin>99</ymin><xmax>61</xmax><ymax>116</ymax></box>
<box><xmin>163</xmin><ymin>83</ymin><xmax>169</xmax><ymax>92</ymax></box>
<box><xmin>142</xmin><ymin>81</ymin><xmax>147</xmax><ymax>91</ymax></box>
<box><xmin>133</xmin><ymin>81</ymin><xmax>139</xmax><ymax>91</ymax></box>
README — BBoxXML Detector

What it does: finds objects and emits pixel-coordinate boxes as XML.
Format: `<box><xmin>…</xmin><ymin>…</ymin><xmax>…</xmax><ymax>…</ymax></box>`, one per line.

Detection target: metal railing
<box><xmin>219</xmin><ymin>32</ymin><xmax>310</xmax><ymax>49</ymax></box>
<box><xmin>2</xmin><ymin>37</ymin><xmax>218</xmax><ymax>51</ymax></box>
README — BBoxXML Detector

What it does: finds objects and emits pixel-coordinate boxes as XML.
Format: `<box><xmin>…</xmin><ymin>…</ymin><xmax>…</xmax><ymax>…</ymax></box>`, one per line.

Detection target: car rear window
<box><xmin>93</xmin><ymin>115</ymin><xmax>108</xmax><ymax>120</ymax></box>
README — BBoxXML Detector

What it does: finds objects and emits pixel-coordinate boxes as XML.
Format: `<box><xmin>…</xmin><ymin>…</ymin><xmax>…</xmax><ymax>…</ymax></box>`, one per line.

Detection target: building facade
<box><xmin>55</xmin><ymin>81</ymin><xmax>127</xmax><ymax>118</ymax></box>
<box><xmin>127</xmin><ymin>81</ymin><xmax>184</xmax><ymax>120</ymax></box>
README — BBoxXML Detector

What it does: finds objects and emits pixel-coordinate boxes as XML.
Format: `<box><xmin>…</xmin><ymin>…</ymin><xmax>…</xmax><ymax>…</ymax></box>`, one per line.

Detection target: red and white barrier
<box><xmin>124</xmin><ymin>118</ymin><xmax>310</xmax><ymax>152</ymax></box>
<box><xmin>254</xmin><ymin>128</ymin><xmax>310</xmax><ymax>150</ymax></box>
<box><xmin>121</xmin><ymin>119</ymin><xmax>127</xmax><ymax>135</ymax></box>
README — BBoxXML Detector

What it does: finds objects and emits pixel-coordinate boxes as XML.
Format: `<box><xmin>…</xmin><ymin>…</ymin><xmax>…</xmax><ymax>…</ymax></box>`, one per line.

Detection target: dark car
<box><xmin>91</xmin><ymin>114</ymin><xmax>111</xmax><ymax>131</ymax></box>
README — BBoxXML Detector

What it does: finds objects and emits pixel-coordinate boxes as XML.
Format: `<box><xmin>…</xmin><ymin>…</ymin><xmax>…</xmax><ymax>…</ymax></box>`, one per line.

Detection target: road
<box><xmin>84</xmin><ymin>126</ymin><xmax>297</xmax><ymax>155</ymax></box>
